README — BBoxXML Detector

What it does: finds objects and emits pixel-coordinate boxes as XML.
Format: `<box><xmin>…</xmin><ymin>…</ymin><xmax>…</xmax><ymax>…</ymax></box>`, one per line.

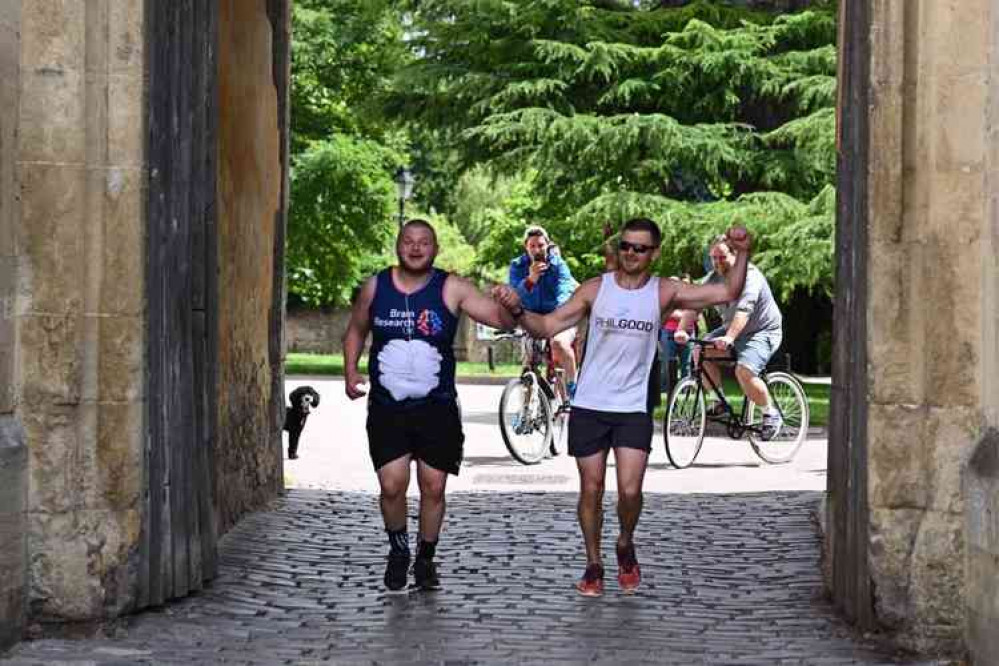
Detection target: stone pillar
<box><xmin>17</xmin><ymin>1</ymin><xmax>146</xmax><ymax>620</ymax></box>
<box><xmin>0</xmin><ymin>1</ymin><xmax>27</xmax><ymax>650</ymax></box>
<box><xmin>862</xmin><ymin>0</ymin><xmax>999</xmax><ymax>654</ymax></box>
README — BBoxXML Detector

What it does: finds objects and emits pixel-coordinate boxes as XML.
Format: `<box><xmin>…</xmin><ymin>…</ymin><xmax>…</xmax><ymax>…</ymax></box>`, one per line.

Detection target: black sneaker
<box><xmin>384</xmin><ymin>551</ymin><xmax>410</xmax><ymax>593</ymax></box>
<box><xmin>412</xmin><ymin>557</ymin><xmax>441</xmax><ymax>591</ymax></box>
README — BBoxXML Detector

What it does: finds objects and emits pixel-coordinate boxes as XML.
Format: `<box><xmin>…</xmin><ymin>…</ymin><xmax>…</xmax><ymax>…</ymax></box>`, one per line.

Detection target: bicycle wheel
<box><xmin>663</xmin><ymin>377</ymin><xmax>706</xmax><ymax>469</ymax></box>
<box><xmin>498</xmin><ymin>375</ymin><xmax>553</xmax><ymax>465</ymax></box>
<box><xmin>747</xmin><ymin>372</ymin><xmax>810</xmax><ymax>464</ymax></box>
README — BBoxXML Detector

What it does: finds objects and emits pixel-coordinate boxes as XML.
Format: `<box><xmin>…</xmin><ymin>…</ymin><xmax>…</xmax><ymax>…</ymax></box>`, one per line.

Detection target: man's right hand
<box><xmin>491</xmin><ymin>284</ymin><xmax>522</xmax><ymax>312</ymax></box>
<box><xmin>345</xmin><ymin>371</ymin><xmax>368</xmax><ymax>400</ymax></box>
<box><xmin>528</xmin><ymin>260</ymin><xmax>548</xmax><ymax>283</ymax></box>
<box><xmin>673</xmin><ymin>330</ymin><xmax>690</xmax><ymax>345</ymax></box>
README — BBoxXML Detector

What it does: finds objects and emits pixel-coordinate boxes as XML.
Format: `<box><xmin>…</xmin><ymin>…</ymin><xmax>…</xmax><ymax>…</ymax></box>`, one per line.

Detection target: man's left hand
<box><xmin>713</xmin><ymin>336</ymin><xmax>734</xmax><ymax>351</ymax></box>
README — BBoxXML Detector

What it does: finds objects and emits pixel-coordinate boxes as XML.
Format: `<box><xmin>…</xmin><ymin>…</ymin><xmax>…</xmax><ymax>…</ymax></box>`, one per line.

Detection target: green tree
<box><xmin>390</xmin><ymin>0</ymin><xmax>838</xmax><ymax>298</ymax></box>
<box><xmin>287</xmin><ymin>135</ymin><xmax>398</xmax><ymax>306</ymax></box>
<box><xmin>288</xmin><ymin>0</ymin><xmax>410</xmax><ymax>306</ymax></box>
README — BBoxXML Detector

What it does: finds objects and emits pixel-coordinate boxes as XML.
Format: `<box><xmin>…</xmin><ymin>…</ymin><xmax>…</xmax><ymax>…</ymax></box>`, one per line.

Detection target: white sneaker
<box><xmin>761</xmin><ymin>409</ymin><xmax>783</xmax><ymax>441</ymax></box>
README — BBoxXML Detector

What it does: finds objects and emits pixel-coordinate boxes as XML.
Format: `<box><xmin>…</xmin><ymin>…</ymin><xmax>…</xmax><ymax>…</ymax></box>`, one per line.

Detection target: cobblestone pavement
<box><xmin>4</xmin><ymin>489</ymin><xmax>941</xmax><ymax>666</ymax></box>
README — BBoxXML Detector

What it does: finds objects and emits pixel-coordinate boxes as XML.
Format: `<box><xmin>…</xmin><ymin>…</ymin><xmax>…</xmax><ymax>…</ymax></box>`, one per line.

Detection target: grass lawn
<box><xmin>653</xmin><ymin>377</ymin><xmax>829</xmax><ymax>427</ymax></box>
<box><xmin>285</xmin><ymin>352</ymin><xmax>522</xmax><ymax>378</ymax></box>
<box><xmin>286</xmin><ymin>353</ymin><xmax>829</xmax><ymax>427</ymax></box>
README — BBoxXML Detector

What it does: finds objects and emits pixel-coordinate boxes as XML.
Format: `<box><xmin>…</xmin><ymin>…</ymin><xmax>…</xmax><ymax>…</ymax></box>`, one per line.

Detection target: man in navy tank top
<box><xmin>343</xmin><ymin>219</ymin><xmax>516</xmax><ymax>593</ymax></box>
<box><xmin>494</xmin><ymin>218</ymin><xmax>752</xmax><ymax>597</ymax></box>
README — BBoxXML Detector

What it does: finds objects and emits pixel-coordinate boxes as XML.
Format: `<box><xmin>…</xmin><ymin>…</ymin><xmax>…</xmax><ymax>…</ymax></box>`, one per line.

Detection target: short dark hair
<box><xmin>398</xmin><ymin>218</ymin><xmax>438</xmax><ymax>245</ymax></box>
<box><xmin>620</xmin><ymin>217</ymin><xmax>661</xmax><ymax>248</ymax></box>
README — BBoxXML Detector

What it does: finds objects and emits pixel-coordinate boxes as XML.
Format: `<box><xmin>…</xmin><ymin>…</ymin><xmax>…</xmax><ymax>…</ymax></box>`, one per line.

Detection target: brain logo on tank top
<box><xmin>416</xmin><ymin>309</ymin><xmax>443</xmax><ymax>337</ymax></box>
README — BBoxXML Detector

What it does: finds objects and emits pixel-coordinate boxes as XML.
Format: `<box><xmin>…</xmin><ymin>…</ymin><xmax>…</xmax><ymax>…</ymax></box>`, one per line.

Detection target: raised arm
<box><xmin>493</xmin><ymin>277</ymin><xmax>598</xmax><ymax>339</ymax></box>
<box><xmin>669</xmin><ymin>227</ymin><xmax>750</xmax><ymax>311</ymax></box>
<box><xmin>342</xmin><ymin>276</ymin><xmax>377</xmax><ymax>400</ymax></box>
<box><xmin>447</xmin><ymin>275</ymin><xmax>517</xmax><ymax>331</ymax></box>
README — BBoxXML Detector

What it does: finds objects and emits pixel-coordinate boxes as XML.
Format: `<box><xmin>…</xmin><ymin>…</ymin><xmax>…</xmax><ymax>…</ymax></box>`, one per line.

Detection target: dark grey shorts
<box><xmin>567</xmin><ymin>407</ymin><xmax>653</xmax><ymax>458</ymax></box>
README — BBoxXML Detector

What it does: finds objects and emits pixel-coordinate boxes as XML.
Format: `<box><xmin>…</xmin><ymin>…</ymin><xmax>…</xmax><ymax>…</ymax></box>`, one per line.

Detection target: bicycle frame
<box><xmin>519</xmin><ymin>336</ymin><xmax>566</xmax><ymax>407</ymax></box>
<box><xmin>687</xmin><ymin>341</ymin><xmax>764</xmax><ymax>440</ymax></box>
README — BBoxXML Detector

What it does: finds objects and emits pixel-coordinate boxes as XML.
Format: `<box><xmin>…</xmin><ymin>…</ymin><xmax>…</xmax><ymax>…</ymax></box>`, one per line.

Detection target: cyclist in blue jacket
<box><xmin>508</xmin><ymin>226</ymin><xmax>579</xmax><ymax>396</ymax></box>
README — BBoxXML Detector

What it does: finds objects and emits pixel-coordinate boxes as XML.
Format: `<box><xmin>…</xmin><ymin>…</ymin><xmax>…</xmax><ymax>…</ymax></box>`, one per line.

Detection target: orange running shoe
<box><xmin>616</xmin><ymin>542</ymin><xmax>641</xmax><ymax>594</ymax></box>
<box><xmin>576</xmin><ymin>563</ymin><xmax>605</xmax><ymax>597</ymax></box>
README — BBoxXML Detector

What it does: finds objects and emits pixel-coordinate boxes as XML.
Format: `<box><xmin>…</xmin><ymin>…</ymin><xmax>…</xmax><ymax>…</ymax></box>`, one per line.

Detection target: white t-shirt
<box><xmin>573</xmin><ymin>273</ymin><xmax>661</xmax><ymax>414</ymax></box>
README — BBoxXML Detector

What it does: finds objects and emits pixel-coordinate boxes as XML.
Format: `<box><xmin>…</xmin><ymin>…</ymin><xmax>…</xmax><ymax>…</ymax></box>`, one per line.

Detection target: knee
<box><xmin>735</xmin><ymin>364</ymin><xmax>756</xmax><ymax>385</ymax></box>
<box><xmin>580</xmin><ymin>477</ymin><xmax>605</xmax><ymax>501</ymax></box>
<box><xmin>380</xmin><ymin>481</ymin><xmax>407</xmax><ymax>503</ymax></box>
<box><xmin>618</xmin><ymin>486</ymin><xmax>642</xmax><ymax>506</ymax></box>
<box><xmin>419</xmin><ymin>477</ymin><xmax>446</xmax><ymax>501</ymax></box>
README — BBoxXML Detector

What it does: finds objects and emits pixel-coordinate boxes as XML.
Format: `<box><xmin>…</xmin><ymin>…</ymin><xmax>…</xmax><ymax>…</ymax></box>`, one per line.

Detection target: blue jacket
<box><xmin>508</xmin><ymin>251</ymin><xmax>577</xmax><ymax>315</ymax></box>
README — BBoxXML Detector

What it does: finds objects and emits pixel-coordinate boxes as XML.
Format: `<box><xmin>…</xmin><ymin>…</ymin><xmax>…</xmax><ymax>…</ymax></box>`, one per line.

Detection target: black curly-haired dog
<box><xmin>284</xmin><ymin>386</ymin><xmax>320</xmax><ymax>460</ymax></box>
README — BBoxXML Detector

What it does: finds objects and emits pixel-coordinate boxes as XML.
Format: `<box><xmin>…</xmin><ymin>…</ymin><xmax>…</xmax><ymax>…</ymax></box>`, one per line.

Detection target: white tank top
<box><xmin>573</xmin><ymin>273</ymin><xmax>661</xmax><ymax>414</ymax></box>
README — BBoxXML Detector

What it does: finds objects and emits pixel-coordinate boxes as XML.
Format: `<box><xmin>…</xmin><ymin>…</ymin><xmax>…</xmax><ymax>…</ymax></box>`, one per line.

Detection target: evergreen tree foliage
<box><xmin>390</xmin><ymin>0</ymin><xmax>838</xmax><ymax>296</ymax></box>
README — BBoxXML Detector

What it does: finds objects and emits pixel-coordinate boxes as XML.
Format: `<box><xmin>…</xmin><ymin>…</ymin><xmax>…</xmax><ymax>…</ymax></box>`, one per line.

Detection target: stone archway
<box><xmin>0</xmin><ymin>0</ymin><xmax>290</xmax><ymax>641</ymax></box>
<box><xmin>829</xmin><ymin>0</ymin><xmax>999</xmax><ymax>659</ymax></box>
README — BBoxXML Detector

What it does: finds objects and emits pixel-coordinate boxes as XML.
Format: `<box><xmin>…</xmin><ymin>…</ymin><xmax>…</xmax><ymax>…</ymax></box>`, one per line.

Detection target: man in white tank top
<box><xmin>494</xmin><ymin>218</ymin><xmax>751</xmax><ymax>597</ymax></box>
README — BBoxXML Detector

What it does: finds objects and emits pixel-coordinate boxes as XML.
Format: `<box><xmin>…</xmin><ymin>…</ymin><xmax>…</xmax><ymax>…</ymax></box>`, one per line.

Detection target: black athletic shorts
<box><xmin>366</xmin><ymin>400</ymin><xmax>464</xmax><ymax>475</ymax></box>
<box><xmin>567</xmin><ymin>406</ymin><xmax>654</xmax><ymax>458</ymax></box>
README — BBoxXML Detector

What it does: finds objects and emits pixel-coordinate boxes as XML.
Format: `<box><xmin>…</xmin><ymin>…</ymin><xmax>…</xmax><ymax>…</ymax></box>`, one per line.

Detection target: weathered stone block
<box><xmin>924</xmin><ymin>0</ymin><xmax>991</xmax><ymax>74</ymax></box>
<box><xmin>908</xmin><ymin>509</ymin><xmax>965</xmax><ymax>651</ymax></box>
<box><xmin>869</xmin><ymin>0</ymin><xmax>905</xmax><ymax>86</ymax></box>
<box><xmin>98</xmin><ymin>315</ymin><xmax>143</xmax><ymax>404</ymax></box>
<box><xmin>867</xmin><ymin>240</ymin><xmax>925</xmax><ymax>405</ymax></box>
<box><xmin>107</xmin><ymin>75</ymin><xmax>144</xmax><ymax>167</ymax></box>
<box><xmin>869</xmin><ymin>507</ymin><xmax>924</xmax><ymax>628</ymax></box>
<box><xmin>920</xmin><ymin>240</ymin><xmax>981</xmax><ymax>409</ymax></box>
<box><xmin>18</xmin><ymin>164</ymin><xmax>86</xmax><ymax>314</ymax></box>
<box><xmin>0</xmin><ymin>3</ymin><xmax>20</xmax><ymax>30</ymax></box>
<box><xmin>96</xmin><ymin>167</ymin><xmax>144</xmax><ymax>315</ymax></box>
<box><xmin>966</xmin><ymin>546</ymin><xmax>999</xmax><ymax>666</ymax></box>
<box><xmin>108</xmin><ymin>1</ymin><xmax>143</xmax><ymax>74</ymax></box>
<box><xmin>20</xmin><ymin>0</ymin><xmax>85</xmax><ymax>72</ymax></box>
<box><xmin>933</xmin><ymin>70</ymin><xmax>988</xmax><ymax>172</ymax></box>
<box><xmin>18</xmin><ymin>314</ymin><xmax>82</xmax><ymax>407</ymax></box>
<box><xmin>92</xmin><ymin>401</ymin><xmax>143</xmax><ymax>512</ymax></box>
<box><xmin>0</xmin><ymin>416</ymin><xmax>27</xmax><ymax>651</ymax></box>
<box><xmin>925</xmin><ymin>407</ymin><xmax>977</xmax><ymax>514</ymax></box>
<box><xmin>22</xmin><ymin>403</ymin><xmax>81</xmax><ymax>514</ymax></box>
<box><xmin>922</xmin><ymin>171</ymin><xmax>985</xmax><ymax>246</ymax></box>
<box><xmin>868</xmin><ymin>403</ymin><xmax>929</xmax><ymax>510</ymax></box>
<box><xmin>18</xmin><ymin>68</ymin><xmax>85</xmax><ymax>164</ymax></box>
<box><xmin>965</xmin><ymin>431</ymin><xmax>999</xmax><ymax>664</ymax></box>
<box><xmin>28</xmin><ymin>508</ymin><xmax>139</xmax><ymax>621</ymax></box>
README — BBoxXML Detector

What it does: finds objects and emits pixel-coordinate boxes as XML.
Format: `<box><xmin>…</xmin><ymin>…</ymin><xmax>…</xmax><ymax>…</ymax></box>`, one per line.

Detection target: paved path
<box><xmin>282</xmin><ymin>378</ymin><xmax>829</xmax><ymax>495</ymax></box>
<box><xmin>3</xmin><ymin>379</ymin><xmax>943</xmax><ymax>665</ymax></box>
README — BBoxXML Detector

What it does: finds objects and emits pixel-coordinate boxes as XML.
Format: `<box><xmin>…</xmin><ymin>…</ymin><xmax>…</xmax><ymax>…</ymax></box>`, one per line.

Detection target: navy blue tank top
<box><xmin>367</xmin><ymin>268</ymin><xmax>459</xmax><ymax>408</ymax></box>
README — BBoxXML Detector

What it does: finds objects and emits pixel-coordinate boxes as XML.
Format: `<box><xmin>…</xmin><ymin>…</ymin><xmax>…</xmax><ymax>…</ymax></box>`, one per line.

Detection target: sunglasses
<box><xmin>618</xmin><ymin>240</ymin><xmax>657</xmax><ymax>255</ymax></box>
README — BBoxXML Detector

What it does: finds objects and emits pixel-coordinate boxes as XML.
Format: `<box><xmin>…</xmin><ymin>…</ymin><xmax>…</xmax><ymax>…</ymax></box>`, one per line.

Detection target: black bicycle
<box><xmin>495</xmin><ymin>331</ymin><xmax>570</xmax><ymax>465</ymax></box>
<box><xmin>663</xmin><ymin>338</ymin><xmax>809</xmax><ymax>468</ymax></box>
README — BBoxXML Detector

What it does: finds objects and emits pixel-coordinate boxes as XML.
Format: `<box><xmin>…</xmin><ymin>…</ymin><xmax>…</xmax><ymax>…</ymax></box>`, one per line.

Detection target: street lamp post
<box><xmin>393</xmin><ymin>166</ymin><xmax>415</xmax><ymax>227</ymax></box>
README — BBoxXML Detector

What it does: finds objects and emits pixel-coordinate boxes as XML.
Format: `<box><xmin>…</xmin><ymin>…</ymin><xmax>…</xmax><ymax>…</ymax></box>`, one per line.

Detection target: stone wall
<box><xmin>862</xmin><ymin>0</ymin><xmax>999</xmax><ymax>654</ymax></box>
<box><xmin>15</xmin><ymin>1</ymin><xmax>146</xmax><ymax>621</ymax></box>
<box><xmin>214</xmin><ymin>0</ymin><xmax>286</xmax><ymax>534</ymax></box>
<box><xmin>964</xmin><ymin>431</ymin><xmax>999</xmax><ymax>663</ymax></box>
<box><xmin>286</xmin><ymin>307</ymin><xmax>492</xmax><ymax>364</ymax></box>
<box><xmin>0</xmin><ymin>2</ymin><xmax>26</xmax><ymax>648</ymax></box>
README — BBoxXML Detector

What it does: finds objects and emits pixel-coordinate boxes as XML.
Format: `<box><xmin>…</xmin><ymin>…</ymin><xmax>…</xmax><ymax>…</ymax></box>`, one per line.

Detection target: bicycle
<box><xmin>495</xmin><ymin>330</ymin><xmax>571</xmax><ymax>465</ymax></box>
<box><xmin>663</xmin><ymin>338</ymin><xmax>809</xmax><ymax>468</ymax></box>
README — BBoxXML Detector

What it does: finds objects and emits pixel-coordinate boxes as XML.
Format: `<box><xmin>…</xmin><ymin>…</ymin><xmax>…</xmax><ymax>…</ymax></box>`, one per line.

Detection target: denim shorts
<box><xmin>707</xmin><ymin>327</ymin><xmax>782</xmax><ymax>376</ymax></box>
